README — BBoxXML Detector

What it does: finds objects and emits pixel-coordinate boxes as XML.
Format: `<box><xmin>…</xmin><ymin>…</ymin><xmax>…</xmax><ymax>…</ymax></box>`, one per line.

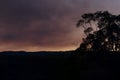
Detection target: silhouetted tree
<box><xmin>76</xmin><ymin>11</ymin><xmax>120</xmax><ymax>51</ymax></box>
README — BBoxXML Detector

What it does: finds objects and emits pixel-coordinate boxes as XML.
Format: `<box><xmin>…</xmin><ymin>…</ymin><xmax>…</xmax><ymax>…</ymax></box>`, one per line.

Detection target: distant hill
<box><xmin>0</xmin><ymin>51</ymin><xmax>120</xmax><ymax>80</ymax></box>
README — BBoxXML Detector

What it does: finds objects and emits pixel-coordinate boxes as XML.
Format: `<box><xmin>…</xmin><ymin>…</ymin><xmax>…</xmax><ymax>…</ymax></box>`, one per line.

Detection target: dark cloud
<box><xmin>0</xmin><ymin>0</ymin><xmax>82</xmax><ymax>51</ymax></box>
<box><xmin>0</xmin><ymin>0</ymin><xmax>119</xmax><ymax>51</ymax></box>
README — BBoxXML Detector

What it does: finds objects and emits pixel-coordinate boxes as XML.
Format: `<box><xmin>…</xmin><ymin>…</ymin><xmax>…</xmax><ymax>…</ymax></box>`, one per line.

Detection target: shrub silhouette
<box><xmin>76</xmin><ymin>11</ymin><xmax>120</xmax><ymax>51</ymax></box>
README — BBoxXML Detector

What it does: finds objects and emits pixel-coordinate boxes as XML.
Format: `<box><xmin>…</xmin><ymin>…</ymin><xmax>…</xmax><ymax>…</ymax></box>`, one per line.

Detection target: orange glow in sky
<box><xmin>0</xmin><ymin>0</ymin><xmax>119</xmax><ymax>51</ymax></box>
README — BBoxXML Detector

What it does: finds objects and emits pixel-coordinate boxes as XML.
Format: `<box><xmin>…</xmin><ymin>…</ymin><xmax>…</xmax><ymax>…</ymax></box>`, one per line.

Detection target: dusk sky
<box><xmin>0</xmin><ymin>0</ymin><xmax>120</xmax><ymax>51</ymax></box>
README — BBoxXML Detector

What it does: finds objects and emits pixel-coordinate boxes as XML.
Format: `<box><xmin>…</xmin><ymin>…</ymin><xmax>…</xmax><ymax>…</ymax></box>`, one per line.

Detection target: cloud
<box><xmin>0</xmin><ymin>0</ymin><xmax>83</xmax><ymax>51</ymax></box>
<box><xmin>0</xmin><ymin>0</ymin><xmax>119</xmax><ymax>51</ymax></box>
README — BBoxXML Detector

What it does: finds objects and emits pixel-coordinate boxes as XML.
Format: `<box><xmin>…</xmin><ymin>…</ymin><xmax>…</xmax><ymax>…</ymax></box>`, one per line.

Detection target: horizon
<box><xmin>0</xmin><ymin>0</ymin><xmax>120</xmax><ymax>51</ymax></box>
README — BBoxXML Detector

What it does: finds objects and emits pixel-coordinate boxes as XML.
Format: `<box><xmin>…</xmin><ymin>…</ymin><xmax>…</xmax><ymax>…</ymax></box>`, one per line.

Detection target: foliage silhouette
<box><xmin>76</xmin><ymin>11</ymin><xmax>120</xmax><ymax>51</ymax></box>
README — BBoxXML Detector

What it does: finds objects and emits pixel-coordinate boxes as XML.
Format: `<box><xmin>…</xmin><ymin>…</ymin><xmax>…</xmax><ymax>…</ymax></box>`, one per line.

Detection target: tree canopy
<box><xmin>76</xmin><ymin>11</ymin><xmax>120</xmax><ymax>51</ymax></box>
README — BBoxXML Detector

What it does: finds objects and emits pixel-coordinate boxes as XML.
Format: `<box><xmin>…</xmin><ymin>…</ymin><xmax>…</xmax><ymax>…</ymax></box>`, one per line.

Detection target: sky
<box><xmin>0</xmin><ymin>0</ymin><xmax>120</xmax><ymax>51</ymax></box>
